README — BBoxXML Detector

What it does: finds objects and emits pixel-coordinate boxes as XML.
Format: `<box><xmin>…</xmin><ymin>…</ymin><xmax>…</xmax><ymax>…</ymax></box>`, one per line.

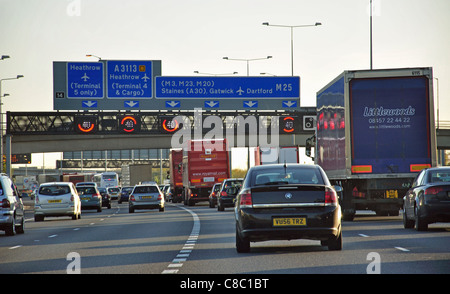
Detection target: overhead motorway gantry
<box><xmin>5</xmin><ymin>109</ymin><xmax>316</xmax><ymax>176</ymax></box>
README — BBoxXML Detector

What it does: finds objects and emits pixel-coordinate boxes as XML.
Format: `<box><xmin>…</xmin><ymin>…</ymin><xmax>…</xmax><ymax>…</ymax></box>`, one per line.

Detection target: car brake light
<box><xmin>130</xmin><ymin>195</ymin><xmax>135</xmax><ymax>201</ymax></box>
<box><xmin>158</xmin><ymin>194</ymin><xmax>163</xmax><ymax>200</ymax></box>
<box><xmin>239</xmin><ymin>189</ymin><xmax>252</xmax><ymax>208</ymax></box>
<box><xmin>93</xmin><ymin>193</ymin><xmax>100</xmax><ymax>198</ymax></box>
<box><xmin>425</xmin><ymin>186</ymin><xmax>444</xmax><ymax>195</ymax></box>
<box><xmin>1</xmin><ymin>199</ymin><xmax>10</xmax><ymax>208</ymax></box>
<box><xmin>221</xmin><ymin>191</ymin><xmax>227</xmax><ymax>197</ymax></box>
<box><xmin>325</xmin><ymin>187</ymin><xmax>338</xmax><ymax>206</ymax></box>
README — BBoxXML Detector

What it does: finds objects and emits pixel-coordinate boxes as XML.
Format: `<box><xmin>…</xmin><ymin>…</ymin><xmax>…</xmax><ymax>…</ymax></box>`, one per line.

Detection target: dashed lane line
<box><xmin>162</xmin><ymin>205</ymin><xmax>200</xmax><ymax>274</ymax></box>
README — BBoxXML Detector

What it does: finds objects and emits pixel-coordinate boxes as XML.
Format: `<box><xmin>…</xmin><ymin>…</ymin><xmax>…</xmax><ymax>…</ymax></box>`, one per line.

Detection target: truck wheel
<box><xmin>342</xmin><ymin>210</ymin><xmax>354</xmax><ymax>221</ymax></box>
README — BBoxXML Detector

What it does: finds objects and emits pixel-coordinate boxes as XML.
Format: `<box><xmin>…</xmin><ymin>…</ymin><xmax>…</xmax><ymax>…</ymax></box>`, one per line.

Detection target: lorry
<box><xmin>309</xmin><ymin>67</ymin><xmax>437</xmax><ymax>220</ymax></box>
<box><xmin>254</xmin><ymin>146</ymin><xmax>299</xmax><ymax>165</ymax></box>
<box><xmin>121</xmin><ymin>164</ymin><xmax>153</xmax><ymax>186</ymax></box>
<box><xmin>169</xmin><ymin>149</ymin><xmax>184</xmax><ymax>203</ymax></box>
<box><xmin>182</xmin><ymin>139</ymin><xmax>231</xmax><ymax>206</ymax></box>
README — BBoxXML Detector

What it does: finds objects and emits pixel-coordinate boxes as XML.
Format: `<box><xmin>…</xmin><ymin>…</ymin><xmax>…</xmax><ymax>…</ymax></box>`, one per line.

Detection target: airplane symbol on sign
<box><xmin>142</xmin><ymin>74</ymin><xmax>150</xmax><ymax>82</ymax></box>
<box><xmin>81</xmin><ymin>73</ymin><xmax>90</xmax><ymax>82</ymax></box>
<box><xmin>236</xmin><ymin>87</ymin><xmax>244</xmax><ymax>95</ymax></box>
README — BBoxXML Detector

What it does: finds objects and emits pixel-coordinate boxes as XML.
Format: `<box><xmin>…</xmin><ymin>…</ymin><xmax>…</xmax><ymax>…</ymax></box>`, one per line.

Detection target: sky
<box><xmin>1</xmin><ymin>0</ymin><xmax>449</xmax><ymax>169</ymax></box>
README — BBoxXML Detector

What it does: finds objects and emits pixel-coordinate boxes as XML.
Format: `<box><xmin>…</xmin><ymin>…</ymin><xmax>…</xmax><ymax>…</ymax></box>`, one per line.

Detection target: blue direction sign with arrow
<box><xmin>67</xmin><ymin>62</ymin><xmax>104</xmax><ymax>98</ymax></box>
<box><xmin>155</xmin><ymin>76</ymin><xmax>299</xmax><ymax>98</ymax></box>
<box><xmin>107</xmin><ymin>60</ymin><xmax>152</xmax><ymax>98</ymax></box>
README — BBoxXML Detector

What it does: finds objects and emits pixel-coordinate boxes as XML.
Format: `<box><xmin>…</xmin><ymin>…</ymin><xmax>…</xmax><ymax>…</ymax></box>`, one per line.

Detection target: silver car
<box><xmin>0</xmin><ymin>175</ymin><xmax>25</xmax><ymax>236</ymax></box>
<box><xmin>129</xmin><ymin>184</ymin><xmax>165</xmax><ymax>213</ymax></box>
<box><xmin>34</xmin><ymin>182</ymin><xmax>81</xmax><ymax>221</ymax></box>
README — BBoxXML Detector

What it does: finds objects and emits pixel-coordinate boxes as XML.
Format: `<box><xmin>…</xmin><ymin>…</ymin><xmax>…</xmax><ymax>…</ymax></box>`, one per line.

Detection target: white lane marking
<box><xmin>9</xmin><ymin>245</ymin><xmax>22</xmax><ymax>250</ymax></box>
<box><xmin>359</xmin><ymin>234</ymin><xmax>370</xmax><ymax>237</ymax></box>
<box><xmin>48</xmin><ymin>234</ymin><xmax>58</xmax><ymax>238</ymax></box>
<box><xmin>395</xmin><ymin>246</ymin><xmax>410</xmax><ymax>252</ymax></box>
<box><xmin>162</xmin><ymin>205</ymin><xmax>200</xmax><ymax>274</ymax></box>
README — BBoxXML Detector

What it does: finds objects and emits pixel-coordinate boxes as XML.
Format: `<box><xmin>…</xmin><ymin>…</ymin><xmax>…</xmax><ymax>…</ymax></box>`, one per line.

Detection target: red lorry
<box><xmin>182</xmin><ymin>139</ymin><xmax>231</xmax><ymax>206</ymax></box>
<box><xmin>169</xmin><ymin>149</ymin><xmax>184</xmax><ymax>203</ymax></box>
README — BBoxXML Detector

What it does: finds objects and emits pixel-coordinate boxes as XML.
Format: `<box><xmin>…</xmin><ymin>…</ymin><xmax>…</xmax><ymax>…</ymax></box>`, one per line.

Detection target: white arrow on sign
<box><xmin>124</xmin><ymin>101</ymin><xmax>139</xmax><ymax>108</ymax></box>
<box><xmin>282</xmin><ymin>101</ymin><xmax>297</xmax><ymax>108</ymax></box>
<box><xmin>204</xmin><ymin>101</ymin><xmax>219</xmax><ymax>108</ymax></box>
<box><xmin>166</xmin><ymin>101</ymin><xmax>180</xmax><ymax>108</ymax></box>
<box><xmin>243</xmin><ymin>101</ymin><xmax>258</xmax><ymax>108</ymax></box>
<box><xmin>82</xmin><ymin>101</ymin><xmax>97</xmax><ymax>108</ymax></box>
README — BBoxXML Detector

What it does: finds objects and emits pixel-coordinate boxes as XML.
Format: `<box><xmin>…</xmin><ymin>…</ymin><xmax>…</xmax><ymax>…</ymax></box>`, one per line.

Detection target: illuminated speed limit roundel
<box><xmin>74</xmin><ymin>116</ymin><xmax>98</xmax><ymax>134</ymax></box>
<box><xmin>118</xmin><ymin>115</ymin><xmax>141</xmax><ymax>133</ymax></box>
<box><xmin>160</xmin><ymin>116</ymin><xmax>181</xmax><ymax>133</ymax></box>
<box><xmin>280</xmin><ymin>116</ymin><xmax>296</xmax><ymax>133</ymax></box>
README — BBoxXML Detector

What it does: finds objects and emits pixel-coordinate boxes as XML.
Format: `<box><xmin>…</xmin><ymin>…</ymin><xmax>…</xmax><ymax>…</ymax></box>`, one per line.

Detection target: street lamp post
<box><xmin>262</xmin><ymin>22</ymin><xmax>321</xmax><ymax>76</ymax></box>
<box><xmin>222</xmin><ymin>56</ymin><xmax>272</xmax><ymax>76</ymax></box>
<box><xmin>0</xmin><ymin>75</ymin><xmax>24</xmax><ymax>173</ymax></box>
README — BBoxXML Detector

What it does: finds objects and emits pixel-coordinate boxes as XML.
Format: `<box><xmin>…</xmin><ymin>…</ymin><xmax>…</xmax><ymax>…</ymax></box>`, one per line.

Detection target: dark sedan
<box><xmin>235</xmin><ymin>164</ymin><xmax>342</xmax><ymax>253</ymax></box>
<box><xmin>403</xmin><ymin>167</ymin><xmax>450</xmax><ymax>231</ymax></box>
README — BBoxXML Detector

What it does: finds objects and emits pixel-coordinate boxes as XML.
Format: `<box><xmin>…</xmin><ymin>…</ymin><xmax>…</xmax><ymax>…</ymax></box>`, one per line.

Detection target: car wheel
<box><xmin>97</xmin><ymin>206</ymin><xmax>102</xmax><ymax>213</ymax></box>
<box><xmin>415</xmin><ymin>206</ymin><xmax>428</xmax><ymax>231</ymax></box>
<box><xmin>328</xmin><ymin>230</ymin><xmax>342</xmax><ymax>251</ymax></box>
<box><xmin>235</xmin><ymin>224</ymin><xmax>250</xmax><ymax>253</ymax></box>
<box><xmin>16</xmin><ymin>217</ymin><xmax>25</xmax><ymax>234</ymax></box>
<box><xmin>5</xmin><ymin>218</ymin><xmax>16</xmax><ymax>236</ymax></box>
<box><xmin>129</xmin><ymin>206</ymin><xmax>134</xmax><ymax>213</ymax></box>
<box><xmin>159</xmin><ymin>206</ymin><xmax>165</xmax><ymax>212</ymax></box>
<box><xmin>403</xmin><ymin>206</ymin><xmax>414</xmax><ymax>229</ymax></box>
<box><xmin>217</xmin><ymin>200</ymin><xmax>224</xmax><ymax>211</ymax></box>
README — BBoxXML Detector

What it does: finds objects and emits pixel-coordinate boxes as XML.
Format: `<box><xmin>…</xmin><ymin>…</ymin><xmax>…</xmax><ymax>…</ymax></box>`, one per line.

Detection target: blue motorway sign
<box><xmin>107</xmin><ymin>60</ymin><xmax>152</xmax><ymax>98</ymax></box>
<box><xmin>67</xmin><ymin>62</ymin><xmax>104</xmax><ymax>98</ymax></box>
<box><xmin>155</xmin><ymin>76</ymin><xmax>300</xmax><ymax>99</ymax></box>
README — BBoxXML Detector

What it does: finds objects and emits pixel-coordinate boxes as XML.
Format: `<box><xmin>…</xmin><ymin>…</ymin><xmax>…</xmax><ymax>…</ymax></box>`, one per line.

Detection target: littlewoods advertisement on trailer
<box><xmin>350</xmin><ymin>76</ymin><xmax>431</xmax><ymax>174</ymax></box>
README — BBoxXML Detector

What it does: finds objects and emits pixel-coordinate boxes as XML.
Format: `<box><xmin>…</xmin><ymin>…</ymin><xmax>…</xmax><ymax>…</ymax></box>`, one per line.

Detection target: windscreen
<box><xmin>134</xmin><ymin>186</ymin><xmax>159</xmax><ymax>193</ymax></box>
<box><xmin>40</xmin><ymin>185</ymin><xmax>71</xmax><ymax>195</ymax></box>
<box><xmin>251</xmin><ymin>167</ymin><xmax>325</xmax><ymax>186</ymax></box>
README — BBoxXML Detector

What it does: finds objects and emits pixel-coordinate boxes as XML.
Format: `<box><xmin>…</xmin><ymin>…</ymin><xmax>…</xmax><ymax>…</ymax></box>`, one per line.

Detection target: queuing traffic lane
<box><xmin>177</xmin><ymin>205</ymin><xmax>450</xmax><ymax>274</ymax></box>
<box><xmin>0</xmin><ymin>203</ymin><xmax>193</xmax><ymax>274</ymax></box>
<box><xmin>0</xmin><ymin>202</ymin><xmax>449</xmax><ymax>274</ymax></box>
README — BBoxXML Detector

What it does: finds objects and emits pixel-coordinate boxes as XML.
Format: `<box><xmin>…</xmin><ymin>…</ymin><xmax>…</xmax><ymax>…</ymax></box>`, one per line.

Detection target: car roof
<box><xmin>40</xmin><ymin>182</ymin><xmax>71</xmax><ymax>186</ymax></box>
<box><xmin>250</xmin><ymin>164</ymin><xmax>318</xmax><ymax>171</ymax></box>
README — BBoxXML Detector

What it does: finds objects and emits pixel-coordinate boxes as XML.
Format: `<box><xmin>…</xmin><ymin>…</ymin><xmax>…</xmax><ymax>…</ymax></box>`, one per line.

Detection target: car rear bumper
<box><xmin>129</xmin><ymin>201</ymin><xmax>163</xmax><ymax>210</ymax></box>
<box><xmin>81</xmin><ymin>200</ymin><xmax>101</xmax><ymax>209</ymax></box>
<box><xmin>237</xmin><ymin>206</ymin><xmax>341</xmax><ymax>242</ymax></box>
<box><xmin>420</xmin><ymin>202</ymin><xmax>450</xmax><ymax>223</ymax></box>
<box><xmin>35</xmin><ymin>205</ymin><xmax>77</xmax><ymax>217</ymax></box>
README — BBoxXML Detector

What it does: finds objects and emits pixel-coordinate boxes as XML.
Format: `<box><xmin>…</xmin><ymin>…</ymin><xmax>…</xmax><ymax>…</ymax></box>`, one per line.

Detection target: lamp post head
<box><xmin>315</xmin><ymin>22</ymin><xmax>322</xmax><ymax>26</ymax></box>
<box><xmin>262</xmin><ymin>22</ymin><xmax>269</xmax><ymax>26</ymax></box>
<box><xmin>1</xmin><ymin>55</ymin><xmax>10</xmax><ymax>60</ymax></box>
<box><xmin>16</xmin><ymin>75</ymin><xmax>24</xmax><ymax>79</ymax></box>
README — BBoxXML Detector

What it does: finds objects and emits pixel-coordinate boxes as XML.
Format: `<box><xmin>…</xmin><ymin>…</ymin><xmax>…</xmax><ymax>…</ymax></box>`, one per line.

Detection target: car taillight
<box><xmin>158</xmin><ymin>194</ymin><xmax>163</xmax><ymax>200</ymax></box>
<box><xmin>325</xmin><ymin>187</ymin><xmax>338</xmax><ymax>206</ymax></box>
<box><xmin>221</xmin><ymin>191</ymin><xmax>227</xmax><ymax>197</ymax></box>
<box><xmin>70</xmin><ymin>195</ymin><xmax>74</xmax><ymax>202</ymax></box>
<box><xmin>239</xmin><ymin>189</ymin><xmax>252</xmax><ymax>208</ymax></box>
<box><xmin>93</xmin><ymin>193</ymin><xmax>100</xmax><ymax>198</ymax></box>
<box><xmin>1</xmin><ymin>198</ymin><xmax>10</xmax><ymax>208</ymax></box>
<box><xmin>130</xmin><ymin>195</ymin><xmax>135</xmax><ymax>201</ymax></box>
<box><xmin>425</xmin><ymin>186</ymin><xmax>444</xmax><ymax>195</ymax></box>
